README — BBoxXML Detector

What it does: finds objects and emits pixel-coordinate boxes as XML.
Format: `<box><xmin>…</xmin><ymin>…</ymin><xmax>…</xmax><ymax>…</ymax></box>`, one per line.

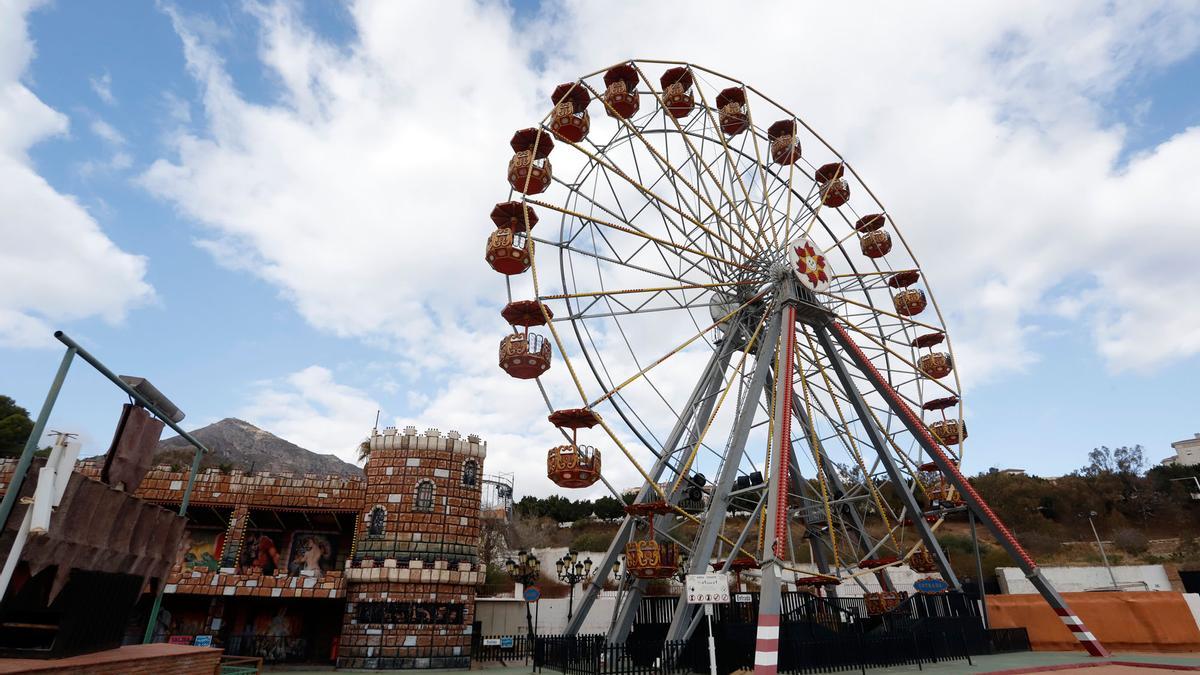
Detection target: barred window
<box><xmin>462</xmin><ymin>460</ymin><xmax>478</xmax><ymax>487</ymax></box>
<box><xmin>367</xmin><ymin>506</ymin><xmax>386</xmax><ymax>537</ymax></box>
<box><xmin>415</xmin><ymin>480</ymin><xmax>435</xmax><ymax>512</ymax></box>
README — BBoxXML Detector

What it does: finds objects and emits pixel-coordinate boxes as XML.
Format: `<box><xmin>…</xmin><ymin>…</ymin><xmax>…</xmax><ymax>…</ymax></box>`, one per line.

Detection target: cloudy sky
<box><xmin>2</xmin><ymin>0</ymin><xmax>1199</xmax><ymax>497</ymax></box>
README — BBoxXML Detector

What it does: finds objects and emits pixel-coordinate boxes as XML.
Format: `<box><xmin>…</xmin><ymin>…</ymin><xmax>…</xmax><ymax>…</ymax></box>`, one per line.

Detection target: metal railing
<box><xmin>218</xmin><ymin>655</ymin><xmax>262</xmax><ymax>675</ymax></box>
<box><xmin>224</xmin><ymin>635</ymin><xmax>313</xmax><ymax>663</ymax></box>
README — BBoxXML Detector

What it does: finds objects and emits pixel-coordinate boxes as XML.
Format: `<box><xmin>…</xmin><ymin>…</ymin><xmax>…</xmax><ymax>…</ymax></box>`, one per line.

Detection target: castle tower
<box><xmin>338</xmin><ymin>426</ymin><xmax>487</xmax><ymax>669</ymax></box>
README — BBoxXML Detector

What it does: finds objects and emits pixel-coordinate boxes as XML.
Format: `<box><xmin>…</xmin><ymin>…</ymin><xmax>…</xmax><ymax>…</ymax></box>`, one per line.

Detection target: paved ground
<box><xmin>266</xmin><ymin>651</ymin><xmax>1200</xmax><ymax>674</ymax></box>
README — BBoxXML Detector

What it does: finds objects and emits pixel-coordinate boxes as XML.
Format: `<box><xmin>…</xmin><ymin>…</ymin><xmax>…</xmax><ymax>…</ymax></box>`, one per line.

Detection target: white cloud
<box><xmin>0</xmin><ymin>0</ymin><xmax>153</xmax><ymax>347</ymax></box>
<box><xmin>89</xmin><ymin>119</ymin><xmax>125</xmax><ymax>145</ymax></box>
<box><xmin>240</xmin><ymin>365</ymin><xmax>381</xmax><ymax>463</ymax></box>
<box><xmin>143</xmin><ymin>2</ymin><xmax>1200</xmax><ymax>490</ymax></box>
<box><xmin>89</xmin><ymin>70</ymin><xmax>115</xmax><ymax>105</ymax></box>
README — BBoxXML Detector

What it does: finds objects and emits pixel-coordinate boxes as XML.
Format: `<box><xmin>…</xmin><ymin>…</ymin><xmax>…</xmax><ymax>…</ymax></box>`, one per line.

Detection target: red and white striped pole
<box><xmin>754</xmin><ymin>303</ymin><xmax>797</xmax><ymax>675</ymax></box>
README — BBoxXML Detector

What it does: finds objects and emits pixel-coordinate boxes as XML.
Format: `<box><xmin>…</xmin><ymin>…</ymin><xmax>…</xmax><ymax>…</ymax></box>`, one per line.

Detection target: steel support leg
<box><xmin>753</xmin><ymin>299</ymin><xmax>797</xmax><ymax>675</ymax></box>
<box><xmin>566</xmin><ymin>334</ymin><xmax>737</xmax><ymax>637</ymax></box>
<box><xmin>661</xmin><ymin>314</ymin><xmax>782</xmax><ymax>641</ymax></box>
<box><xmin>826</xmin><ymin>320</ymin><xmax>1110</xmax><ymax>657</ymax></box>
<box><xmin>813</xmin><ymin>324</ymin><xmax>960</xmax><ymax>589</ymax></box>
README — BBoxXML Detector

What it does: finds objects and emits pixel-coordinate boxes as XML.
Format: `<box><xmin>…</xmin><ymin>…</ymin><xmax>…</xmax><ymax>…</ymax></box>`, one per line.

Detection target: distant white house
<box><xmin>1161</xmin><ymin>433</ymin><xmax>1200</xmax><ymax>467</ymax></box>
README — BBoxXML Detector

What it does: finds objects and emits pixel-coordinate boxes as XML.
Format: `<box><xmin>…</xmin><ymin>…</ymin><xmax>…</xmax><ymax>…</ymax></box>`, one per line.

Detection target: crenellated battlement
<box><xmin>367</xmin><ymin>425</ymin><xmax>486</xmax><ymax>458</ymax></box>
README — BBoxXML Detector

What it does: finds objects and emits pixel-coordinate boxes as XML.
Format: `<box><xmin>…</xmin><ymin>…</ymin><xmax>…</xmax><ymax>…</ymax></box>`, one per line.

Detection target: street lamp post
<box><xmin>1084</xmin><ymin>511</ymin><xmax>1120</xmax><ymax>590</ymax></box>
<box><xmin>555</xmin><ymin>550</ymin><xmax>593</xmax><ymax>621</ymax></box>
<box><xmin>505</xmin><ymin>550</ymin><xmax>540</xmax><ymax>638</ymax></box>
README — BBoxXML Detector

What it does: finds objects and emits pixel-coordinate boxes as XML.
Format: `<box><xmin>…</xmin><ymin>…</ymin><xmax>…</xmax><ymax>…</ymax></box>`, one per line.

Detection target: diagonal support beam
<box><xmin>564</xmin><ymin>333</ymin><xmax>738</xmax><ymax>637</ymax></box>
<box><xmin>812</xmin><ymin>323</ymin><xmax>959</xmax><ymax>589</ymax></box>
<box><xmin>661</xmin><ymin>311</ymin><xmax>782</xmax><ymax>642</ymax></box>
<box><xmin>827</xmin><ymin>320</ymin><xmax>1110</xmax><ymax>657</ymax></box>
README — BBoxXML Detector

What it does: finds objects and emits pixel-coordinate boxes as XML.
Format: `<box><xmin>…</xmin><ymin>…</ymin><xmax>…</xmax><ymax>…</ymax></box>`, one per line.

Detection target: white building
<box><xmin>1161</xmin><ymin>433</ymin><xmax>1200</xmax><ymax>467</ymax></box>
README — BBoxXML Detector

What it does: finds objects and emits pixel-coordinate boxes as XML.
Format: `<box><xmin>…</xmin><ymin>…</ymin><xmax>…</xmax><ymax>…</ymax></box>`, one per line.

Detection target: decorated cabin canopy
<box><xmin>767</xmin><ymin>119</ymin><xmax>801</xmax><ymax>165</ymax></box>
<box><xmin>855</xmin><ymin>213</ymin><xmax>886</xmax><ymax>232</ymax></box>
<box><xmin>490</xmin><ymin>201</ymin><xmax>539</xmax><ymax>233</ymax></box>
<box><xmin>858</xmin><ymin>556</ymin><xmax>899</xmax><ymax>570</ymax></box>
<box><xmin>603</xmin><ymin>63</ymin><xmax>640</xmax><ymax>119</ymax></box>
<box><xmin>499</xmin><ymin>301</ymin><xmax>552</xmax><ymax>379</ymax></box>
<box><xmin>659</xmin><ymin>66</ymin><xmax>695</xmax><ymax>118</ymax></box>
<box><xmin>814</xmin><ymin>162</ymin><xmax>850</xmax><ymax>207</ymax></box>
<box><xmin>501</xmin><ymin>300</ymin><xmax>552</xmax><ymax>327</ymax></box>
<box><xmin>715</xmin><ymin>87</ymin><xmax>748</xmax><ymax>136</ymax></box>
<box><xmin>546</xmin><ymin>408</ymin><xmax>602</xmax><ymax>489</ymax></box>
<box><xmin>508</xmin><ymin>128</ymin><xmax>555</xmax><ymax>195</ymax></box>
<box><xmin>550</xmin><ymin>82</ymin><xmax>591</xmax><ymax>143</ymax></box>
<box><xmin>887</xmin><ymin>270</ymin><xmax>920</xmax><ymax>288</ymax></box>
<box><xmin>921</xmin><ymin>395</ymin><xmax>959</xmax><ymax>412</ymax></box>
<box><xmin>910</xmin><ymin>332</ymin><xmax>945</xmax><ymax>349</ymax></box>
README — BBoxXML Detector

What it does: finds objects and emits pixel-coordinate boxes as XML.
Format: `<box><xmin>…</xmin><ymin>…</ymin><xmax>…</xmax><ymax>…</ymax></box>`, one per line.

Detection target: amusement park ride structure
<box><xmin>485</xmin><ymin>59</ymin><xmax>1110</xmax><ymax>669</ymax></box>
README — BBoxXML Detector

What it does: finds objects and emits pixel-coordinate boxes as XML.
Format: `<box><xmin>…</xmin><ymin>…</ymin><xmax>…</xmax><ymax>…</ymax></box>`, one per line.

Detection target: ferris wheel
<box><xmin>485</xmin><ymin>59</ymin><xmax>1108</xmax><ymax>663</ymax></box>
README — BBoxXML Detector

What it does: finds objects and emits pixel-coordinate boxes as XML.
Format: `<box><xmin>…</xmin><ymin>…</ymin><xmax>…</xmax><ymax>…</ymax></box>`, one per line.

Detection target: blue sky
<box><xmin>2</xmin><ymin>1</ymin><xmax>1199</xmax><ymax>495</ymax></box>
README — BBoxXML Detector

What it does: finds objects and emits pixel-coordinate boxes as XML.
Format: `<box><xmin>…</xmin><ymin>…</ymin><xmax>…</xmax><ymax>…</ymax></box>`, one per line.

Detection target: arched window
<box><xmin>367</xmin><ymin>506</ymin><xmax>386</xmax><ymax>537</ymax></box>
<box><xmin>415</xmin><ymin>480</ymin><xmax>435</xmax><ymax>512</ymax></box>
<box><xmin>462</xmin><ymin>460</ymin><xmax>478</xmax><ymax>487</ymax></box>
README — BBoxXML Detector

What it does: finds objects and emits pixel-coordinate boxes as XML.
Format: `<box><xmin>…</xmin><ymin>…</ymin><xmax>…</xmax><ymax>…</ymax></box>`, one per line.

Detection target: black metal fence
<box><xmin>533</xmin><ymin>635</ymin><xmax>690</xmax><ymax>675</ymax></box>
<box><xmin>223</xmin><ymin>635</ymin><xmax>312</xmax><ymax>663</ymax></box>
<box><xmin>510</xmin><ymin>593</ymin><xmax>1028</xmax><ymax>675</ymax></box>
<box><xmin>472</xmin><ymin>634</ymin><xmax>535</xmax><ymax>663</ymax></box>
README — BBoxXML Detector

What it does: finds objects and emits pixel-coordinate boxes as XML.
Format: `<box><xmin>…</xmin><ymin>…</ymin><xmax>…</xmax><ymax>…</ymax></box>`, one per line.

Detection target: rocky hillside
<box><xmin>154</xmin><ymin>418</ymin><xmax>361</xmax><ymax>477</ymax></box>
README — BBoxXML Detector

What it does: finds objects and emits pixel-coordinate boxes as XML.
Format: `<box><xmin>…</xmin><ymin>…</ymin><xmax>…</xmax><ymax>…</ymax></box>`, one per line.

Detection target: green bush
<box><xmin>571</xmin><ymin>531</ymin><xmax>615</xmax><ymax>552</ymax></box>
<box><xmin>1113</xmin><ymin>527</ymin><xmax>1149</xmax><ymax>555</ymax></box>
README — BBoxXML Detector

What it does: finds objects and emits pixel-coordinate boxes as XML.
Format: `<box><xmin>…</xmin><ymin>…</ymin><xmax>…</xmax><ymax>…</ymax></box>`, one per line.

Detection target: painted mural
<box><xmin>241</xmin><ymin>531</ymin><xmax>284</xmax><ymax>576</ymax></box>
<box><xmin>287</xmin><ymin>532</ymin><xmax>336</xmax><ymax>576</ymax></box>
<box><xmin>181</xmin><ymin>529</ymin><xmax>223</xmax><ymax>571</ymax></box>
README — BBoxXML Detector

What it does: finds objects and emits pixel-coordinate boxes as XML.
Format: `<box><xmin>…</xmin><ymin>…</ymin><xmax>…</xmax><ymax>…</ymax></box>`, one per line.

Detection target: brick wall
<box><xmin>0</xmin><ymin>644</ymin><xmax>223</xmax><ymax>674</ymax></box>
<box><xmin>339</xmin><ymin>427</ymin><xmax>487</xmax><ymax>669</ymax></box>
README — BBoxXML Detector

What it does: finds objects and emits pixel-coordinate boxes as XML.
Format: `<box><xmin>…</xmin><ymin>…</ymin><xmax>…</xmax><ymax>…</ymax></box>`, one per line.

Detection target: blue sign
<box><xmin>523</xmin><ymin>586</ymin><xmax>541</xmax><ymax>603</ymax></box>
<box><xmin>500</xmin><ymin>636</ymin><xmax>515</xmax><ymax>649</ymax></box>
<box><xmin>194</xmin><ymin>635</ymin><xmax>213</xmax><ymax>647</ymax></box>
<box><xmin>914</xmin><ymin>578</ymin><xmax>949</xmax><ymax>594</ymax></box>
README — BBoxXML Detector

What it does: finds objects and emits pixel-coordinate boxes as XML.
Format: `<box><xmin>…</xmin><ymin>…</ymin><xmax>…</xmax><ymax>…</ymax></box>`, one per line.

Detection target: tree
<box><xmin>0</xmin><ymin>396</ymin><xmax>35</xmax><ymax>458</ymax></box>
<box><xmin>1082</xmin><ymin>445</ymin><xmax>1146</xmax><ymax>477</ymax></box>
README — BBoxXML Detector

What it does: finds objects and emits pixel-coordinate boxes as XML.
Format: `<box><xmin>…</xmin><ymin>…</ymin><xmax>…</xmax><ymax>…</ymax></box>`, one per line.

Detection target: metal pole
<box><xmin>969</xmin><ymin>510</ymin><xmax>989</xmax><ymax>629</ymax></box>
<box><xmin>1088</xmin><ymin>515</ymin><xmax>1119</xmax><ymax>590</ymax></box>
<box><xmin>705</xmin><ymin>604</ymin><xmax>717</xmax><ymax>675</ymax></box>
<box><xmin>0</xmin><ymin>345</ymin><xmax>75</xmax><ymax>533</ymax></box>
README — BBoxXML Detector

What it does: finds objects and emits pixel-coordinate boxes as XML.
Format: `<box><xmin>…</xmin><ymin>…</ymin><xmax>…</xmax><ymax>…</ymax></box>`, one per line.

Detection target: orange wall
<box><xmin>987</xmin><ymin>592</ymin><xmax>1200</xmax><ymax>653</ymax></box>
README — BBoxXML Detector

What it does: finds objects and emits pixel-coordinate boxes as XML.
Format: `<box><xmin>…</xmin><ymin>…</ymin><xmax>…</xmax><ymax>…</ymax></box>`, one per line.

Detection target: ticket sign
<box><xmin>914</xmin><ymin>578</ymin><xmax>949</xmax><ymax>594</ymax></box>
<box><xmin>685</xmin><ymin>573</ymin><xmax>731</xmax><ymax>604</ymax></box>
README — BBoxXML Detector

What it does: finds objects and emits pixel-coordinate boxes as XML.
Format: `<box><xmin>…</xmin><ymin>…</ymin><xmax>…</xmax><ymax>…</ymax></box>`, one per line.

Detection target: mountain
<box><xmin>154</xmin><ymin>417</ymin><xmax>362</xmax><ymax>477</ymax></box>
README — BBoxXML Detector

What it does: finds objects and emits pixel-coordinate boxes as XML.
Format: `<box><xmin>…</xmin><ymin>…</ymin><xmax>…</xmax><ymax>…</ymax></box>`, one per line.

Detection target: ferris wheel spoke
<box><xmin>687</xmin><ymin>78</ymin><xmax>775</xmax><ymax>255</ymax></box>
<box><xmin>533</xmin><ymin>236</ymin><xmax>710</xmax><ymax>286</ymax></box>
<box><xmin>587</xmin><ymin>289</ymin><xmax>770</xmax><ymax>408</ymax></box>
<box><xmin>540</xmin><ymin>279</ymin><xmax>759</xmax><ymax>302</ymax></box>
<box><xmin>590</xmin><ymin>76</ymin><xmax>769</xmax><ymax>257</ymax></box>
<box><xmin>558</xmin><ymin>108</ymin><xmax>754</xmax><ymax>261</ymax></box>
<box><xmin>528</xmin><ymin>198</ymin><xmax>749</xmax><ymax>273</ymax></box>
